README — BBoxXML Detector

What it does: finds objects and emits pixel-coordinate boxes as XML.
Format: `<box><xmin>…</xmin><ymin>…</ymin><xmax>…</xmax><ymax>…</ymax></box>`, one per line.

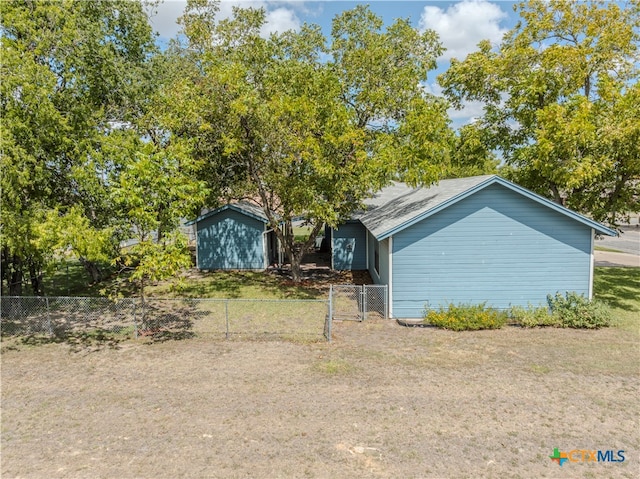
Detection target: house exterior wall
<box><xmin>196</xmin><ymin>209</ymin><xmax>266</xmax><ymax>270</ymax></box>
<box><xmin>391</xmin><ymin>184</ymin><xmax>592</xmax><ymax>318</ymax></box>
<box><xmin>367</xmin><ymin>231</ymin><xmax>390</xmax><ymax>287</ymax></box>
<box><xmin>332</xmin><ymin>221</ymin><xmax>367</xmax><ymax>270</ymax></box>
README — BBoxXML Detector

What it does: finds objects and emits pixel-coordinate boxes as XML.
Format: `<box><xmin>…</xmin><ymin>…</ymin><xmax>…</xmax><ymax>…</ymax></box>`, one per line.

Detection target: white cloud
<box><xmin>448</xmin><ymin>100</ymin><xmax>485</xmax><ymax>122</ymax></box>
<box><xmin>422</xmin><ymin>81</ymin><xmax>485</xmax><ymax>125</ymax></box>
<box><xmin>147</xmin><ymin>1</ymin><xmax>302</xmax><ymax>42</ymax></box>
<box><xmin>261</xmin><ymin>7</ymin><xmax>301</xmax><ymax>36</ymax></box>
<box><xmin>147</xmin><ymin>1</ymin><xmax>186</xmax><ymax>40</ymax></box>
<box><xmin>419</xmin><ymin>0</ymin><xmax>508</xmax><ymax>62</ymax></box>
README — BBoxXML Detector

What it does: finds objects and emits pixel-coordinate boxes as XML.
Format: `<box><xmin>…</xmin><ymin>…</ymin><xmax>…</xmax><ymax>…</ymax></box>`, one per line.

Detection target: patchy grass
<box><xmin>37</xmin><ymin>259</ymin><xmax>127</xmax><ymax>298</ymax></box>
<box><xmin>2</xmin><ymin>318</ymin><xmax>638</xmax><ymax>478</ymax></box>
<box><xmin>2</xmin><ymin>266</ymin><xmax>638</xmax><ymax>478</ymax></box>
<box><xmin>40</xmin><ymin>260</ymin><xmax>111</xmax><ymax>297</ymax></box>
<box><xmin>33</xmin><ymin>258</ymin><xmax>330</xmax><ymax>300</ymax></box>
<box><xmin>594</xmin><ymin>245</ymin><xmax>625</xmax><ymax>253</ymax></box>
<box><xmin>593</xmin><ymin>267</ymin><xmax>640</xmax><ymax>333</ymax></box>
<box><xmin>146</xmin><ymin>270</ymin><xmax>326</xmax><ymax>299</ymax></box>
<box><xmin>292</xmin><ymin>224</ymin><xmax>317</xmax><ymax>242</ymax></box>
<box><xmin>25</xmin><ymin>259</ymin><xmax>640</xmax><ymax>323</ymax></box>
<box><xmin>312</xmin><ymin>358</ymin><xmax>356</xmax><ymax>375</ymax></box>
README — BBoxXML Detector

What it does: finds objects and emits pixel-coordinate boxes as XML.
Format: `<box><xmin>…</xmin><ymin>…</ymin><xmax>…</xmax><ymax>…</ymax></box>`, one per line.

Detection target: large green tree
<box><xmin>174</xmin><ymin>1</ymin><xmax>453</xmax><ymax>281</ymax></box>
<box><xmin>439</xmin><ymin>0</ymin><xmax>640</xmax><ymax>225</ymax></box>
<box><xmin>107</xmin><ymin>129</ymin><xmax>206</xmax><ymax>300</ymax></box>
<box><xmin>1</xmin><ymin>0</ymin><xmax>158</xmax><ymax>294</ymax></box>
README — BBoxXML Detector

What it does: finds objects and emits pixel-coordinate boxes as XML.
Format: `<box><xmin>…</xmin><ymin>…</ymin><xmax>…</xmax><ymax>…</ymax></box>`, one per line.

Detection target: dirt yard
<box><xmin>2</xmin><ymin>319</ymin><xmax>638</xmax><ymax>478</ymax></box>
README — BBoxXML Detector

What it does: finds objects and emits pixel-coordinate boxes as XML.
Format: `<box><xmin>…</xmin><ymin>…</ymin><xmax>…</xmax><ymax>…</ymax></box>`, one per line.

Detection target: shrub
<box><xmin>547</xmin><ymin>292</ymin><xmax>612</xmax><ymax>329</ymax></box>
<box><xmin>509</xmin><ymin>304</ymin><xmax>557</xmax><ymax>328</ymax></box>
<box><xmin>424</xmin><ymin>302</ymin><xmax>508</xmax><ymax>331</ymax></box>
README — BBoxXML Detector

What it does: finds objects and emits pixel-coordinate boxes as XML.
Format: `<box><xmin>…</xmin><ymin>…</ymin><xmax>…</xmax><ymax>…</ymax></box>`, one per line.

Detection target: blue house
<box><xmin>330</xmin><ymin>175</ymin><xmax>616</xmax><ymax>318</ymax></box>
<box><xmin>187</xmin><ymin>202</ymin><xmax>280</xmax><ymax>271</ymax></box>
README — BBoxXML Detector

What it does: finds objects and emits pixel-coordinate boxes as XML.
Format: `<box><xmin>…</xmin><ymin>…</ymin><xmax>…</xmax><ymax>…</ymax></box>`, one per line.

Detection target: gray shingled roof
<box><xmin>233</xmin><ymin>201</ymin><xmax>270</xmax><ymax>222</ymax></box>
<box><xmin>187</xmin><ymin>175</ymin><xmax>616</xmax><ymax>237</ymax></box>
<box><xmin>359</xmin><ymin>175</ymin><xmax>494</xmax><ymax>239</ymax></box>
<box><xmin>357</xmin><ymin>175</ymin><xmax>616</xmax><ymax>239</ymax></box>
<box><xmin>186</xmin><ymin>201</ymin><xmax>269</xmax><ymax>225</ymax></box>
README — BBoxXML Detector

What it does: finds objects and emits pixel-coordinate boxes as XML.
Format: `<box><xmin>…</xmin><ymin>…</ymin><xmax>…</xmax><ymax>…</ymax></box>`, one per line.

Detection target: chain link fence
<box><xmin>0</xmin><ymin>296</ymin><xmax>331</xmax><ymax>342</ymax></box>
<box><xmin>330</xmin><ymin>285</ymin><xmax>388</xmax><ymax>321</ymax></box>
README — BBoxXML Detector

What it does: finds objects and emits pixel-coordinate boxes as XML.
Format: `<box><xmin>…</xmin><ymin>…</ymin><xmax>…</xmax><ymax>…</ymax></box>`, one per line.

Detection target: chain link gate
<box><xmin>330</xmin><ymin>284</ymin><xmax>388</xmax><ymax>321</ymax></box>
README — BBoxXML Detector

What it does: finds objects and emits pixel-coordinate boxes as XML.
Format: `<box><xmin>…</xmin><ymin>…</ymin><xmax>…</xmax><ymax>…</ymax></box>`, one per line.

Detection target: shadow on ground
<box><xmin>593</xmin><ymin>267</ymin><xmax>640</xmax><ymax>311</ymax></box>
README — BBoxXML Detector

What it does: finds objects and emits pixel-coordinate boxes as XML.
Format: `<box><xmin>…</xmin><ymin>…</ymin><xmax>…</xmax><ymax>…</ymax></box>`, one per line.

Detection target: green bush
<box><xmin>547</xmin><ymin>292</ymin><xmax>612</xmax><ymax>329</ymax></box>
<box><xmin>424</xmin><ymin>302</ymin><xmax>508</xmax><ymax>331</ymax></box>
<box><xmin>509</xmin><ymin>304</ymin><xmax>557</xmax><ymax>328</ymax></box>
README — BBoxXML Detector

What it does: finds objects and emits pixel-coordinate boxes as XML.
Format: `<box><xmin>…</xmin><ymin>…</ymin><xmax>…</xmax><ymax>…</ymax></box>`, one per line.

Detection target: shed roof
<box><xmin>359</xmin><ymin>175</ymin><xmax>617</xmax><ymax>240</ymax></box>
<box><xmin>186</xmin><ymin>202</ymin><xmax>269</xmax><ymax>226</ymax></box>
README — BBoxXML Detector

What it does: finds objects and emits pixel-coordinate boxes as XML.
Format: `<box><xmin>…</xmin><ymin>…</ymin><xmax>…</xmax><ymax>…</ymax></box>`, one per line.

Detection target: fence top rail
<box><xmin>0</xmin><ymin>296</ymin><xmax>327</xmax><ymax>303</ymax></box>
<box><xmin>208</xmin><ymin>298</ymin><xmax>327</xmax><ymax>303</ymax></box>
<box><xmin>331</xmin><ymin>284</ymin><xmax>387</xmax><ymax>287</ymax></box>
<box><xmin>0</xmin><ymin>296</ymin><xmax>134</xmax><ymax>301</ymax></box>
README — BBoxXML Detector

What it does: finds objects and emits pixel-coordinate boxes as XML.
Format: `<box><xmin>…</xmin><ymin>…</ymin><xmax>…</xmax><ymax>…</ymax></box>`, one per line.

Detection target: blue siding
<box><xmin>391</xmin><ymin>184</ymin><xmax>592</xmax><ymax>318</ymax></box>
<box><xmin>196</xmin><ymin>209</ymin><xmax>266</xmax><ymax>270</ymax></box>
<box><xmin>367</xmin><ymin>232</ymin><xmax>390</xmax><ymax>286</ymax></box>
<box><xmin>332</xmin><ymin>222</ymin><xmax>367</xmax><ymax>270</ymax></box>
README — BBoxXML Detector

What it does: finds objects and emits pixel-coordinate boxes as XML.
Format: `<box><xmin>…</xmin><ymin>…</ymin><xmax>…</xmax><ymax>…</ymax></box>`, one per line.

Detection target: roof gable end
<box><xmin>488</xmin><ymin>177</ymin><xmax>617</xmax><ymax>236</ymax></box>
<box><xmin>364</xmin><ymin>176</ymin><xmax>616</xmax><ymax>240</ymax></box>
<box><xmin>186</xmin><ymin>202</ymin><xmax>269</xmax><ymax>226</ymax></box>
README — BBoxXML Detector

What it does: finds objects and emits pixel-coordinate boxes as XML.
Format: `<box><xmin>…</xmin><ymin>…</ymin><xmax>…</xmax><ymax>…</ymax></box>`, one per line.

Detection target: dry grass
<box><xmin>2</xmin><ymin>318</ymin><xmax>638</xmax><ymax>479</ymax></box>
<box><xmin>2</xmin><ymin>267</ymin><xmax>638</xmax><ymax>478</ymax></box>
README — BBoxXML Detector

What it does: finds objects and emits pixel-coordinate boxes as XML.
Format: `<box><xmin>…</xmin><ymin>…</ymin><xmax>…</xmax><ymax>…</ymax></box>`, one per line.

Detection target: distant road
<box><xmin>595</xmin><ymin>251</ymin><xmax>640</xmax><ymax>267</ymax></box>
<box><xmin>595</xmin><ymin>226</ymin><xmax>640</xmax><ymax>256</ymax></box>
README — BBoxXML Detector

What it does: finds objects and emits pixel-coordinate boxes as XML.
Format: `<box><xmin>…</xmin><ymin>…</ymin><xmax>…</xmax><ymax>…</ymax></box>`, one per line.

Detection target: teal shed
<box><xmin>187</xmin><ymin>203</ymin><xmax>280</xmax><ymax>271</ymax></box>
<box><xmin>331</xmin><ymin>175</ymin><xmax>616</xmax><ymax>318</ymax></box>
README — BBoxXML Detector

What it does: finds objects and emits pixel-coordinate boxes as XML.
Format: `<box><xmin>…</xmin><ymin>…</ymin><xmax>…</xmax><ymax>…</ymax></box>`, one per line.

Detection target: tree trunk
<box><xmin>79</xmin><ymin>256</ymin><xmax>103</xmax><ymax>283</ymax></box>
<box><xmin>286</xmin><ymin>221</ymin><xmax>325</xmax><ymax>283</ymax></box>
<box><xmin>9</xmin><ymin>254</ymin><xmax>23</xmax><ymax>296</ymax></box>
<box><xmin>1</xmin><ymin>247</ymin><xmax>10</xmax><ymax>295</ymax></box>
<box><xmin>28</xmin><ymin>260</ymin><xmax>44</xmax><ymax>296</ymax></box>
<box><xmin>549</xmin><ymin>183</ymin><xmax>564</xmax><ymax>205</ymax></box>
<box><xmin>290</xmin><ymin>248</ymin><xmax>304</xmax><ymax>282</ymax></box>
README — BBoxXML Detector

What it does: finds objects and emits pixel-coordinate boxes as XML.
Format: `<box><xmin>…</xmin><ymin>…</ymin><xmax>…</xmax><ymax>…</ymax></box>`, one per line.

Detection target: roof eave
<box><xmin>374</xmin><ymin>176</ymin><xmax>617</xmax><ymax>240</ymax></box>
<box><xmin>374</xmin><ymin>175</ymin><xmax>498</xmax><ymax>240</ymax></box>
<box><xmin>494</xmin><ymin>178</ymin><xmax>617</xmax><ymax>237</ymax></box>
<box><xmin>186</xmin><ymin>203</ymin><xmax>269</xmax><ymax>226</ymax></box>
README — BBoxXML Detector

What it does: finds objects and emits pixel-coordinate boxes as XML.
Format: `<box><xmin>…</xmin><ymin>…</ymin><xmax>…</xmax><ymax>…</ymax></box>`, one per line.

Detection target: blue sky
<box><xmin>148</xmin><ymin>1</ymin><xmax>522</xmax><ymax>125</ymax></box>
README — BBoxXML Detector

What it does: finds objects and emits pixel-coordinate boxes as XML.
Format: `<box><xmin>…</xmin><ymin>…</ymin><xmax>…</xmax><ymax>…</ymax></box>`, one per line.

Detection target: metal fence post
<box><xmin>384</xmin><ymin>285</ymin><xmax>388</xmax><ymax>319</ymax></box>
<box><xmin>225</xmin><ymin>299</ymin><xmax>229</xmax><ymax>339</ymax></box>
<box><xmin>326</xmin><ymin>286</ymin><xmax>333</xmax><ymax>342</ymax></box>
<box><xmin>45</xmin><ymin>297</ymin><xmax>53</xmax><ymax>336</ymax></box>
<box><xmin>133</xmin><ymin>300</ymin><xmax>138</xmax><ymax>339</ymax></box>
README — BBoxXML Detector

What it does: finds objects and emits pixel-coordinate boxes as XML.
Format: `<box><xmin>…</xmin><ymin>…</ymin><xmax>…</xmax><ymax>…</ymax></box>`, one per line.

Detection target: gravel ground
<box><xmin>1</xmin><ymin>319</ymin><xmax>638</xmax><ymax>479</ymax></box>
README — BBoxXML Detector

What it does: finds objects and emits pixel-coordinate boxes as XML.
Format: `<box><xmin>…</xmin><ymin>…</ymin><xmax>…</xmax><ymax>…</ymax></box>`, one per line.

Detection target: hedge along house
<box><xmin>330</xmin><ymin>175</ymin><xmax>616</xmax><ymax>319</ymax></box>
<box><xmin>187</xmin><ymin>202</ymin><xmax>281</xmax><ymax>271</ymax></box>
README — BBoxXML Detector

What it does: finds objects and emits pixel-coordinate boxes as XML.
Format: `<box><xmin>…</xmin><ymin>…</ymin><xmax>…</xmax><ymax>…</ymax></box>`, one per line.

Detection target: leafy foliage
<box><xmin>0</xmin><ymin>0</ymin><xmax>158</xmax><ymax>294</ymax></box>
<box><xmin>424</xmin><ymin>302</ymin><xmax>508</xmax><ymax>331</ymax></box>
<box><xmin>547</xmin><ymin>292</ymin><xmax>612</xmax><ymax>329</ymax></box>
<box><xmin>439</xmin><ymin>0</ymin><xmax>640</xmax><ymax>225</ymax></box>
<box><xmin>447</xmin><ymin>123</ymin><xmax>500</xmax><ymax>178</ymax></box>
<box><xmin>509</xmin><ymin>304</ymin><xmax>557</xmax><ymax>328</ymax></box>
<box><xmin>107</xmin><ymin>135</ymin><xmax>206</xmax><ymax>298</ymax></box>
<box><xmin>172</xmin><ymin>1</ymin><xmax>453</xmax><ymax>281</ymax></box>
